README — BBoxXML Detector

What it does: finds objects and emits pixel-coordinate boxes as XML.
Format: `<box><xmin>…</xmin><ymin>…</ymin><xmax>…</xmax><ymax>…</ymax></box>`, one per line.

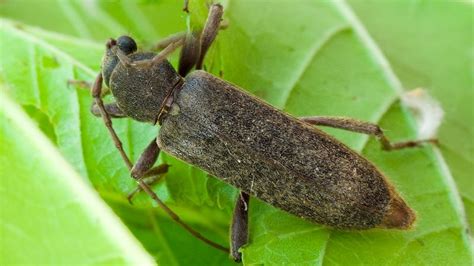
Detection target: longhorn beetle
<box><xmin>86</xmin><ymin>3</ymin><xmax>436</xmax><ymax>262</ymax></box>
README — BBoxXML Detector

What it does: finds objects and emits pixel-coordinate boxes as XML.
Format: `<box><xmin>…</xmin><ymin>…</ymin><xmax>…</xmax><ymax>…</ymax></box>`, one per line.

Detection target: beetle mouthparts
<box><xmin>106</xmin><ymin>38</ymin><xmax>117</xmax><ymax>49</ymax></box>
<box><xmin>380</xmin><ymin>194</ymin><xmax>416</xmax><ymax>229</ymax></box>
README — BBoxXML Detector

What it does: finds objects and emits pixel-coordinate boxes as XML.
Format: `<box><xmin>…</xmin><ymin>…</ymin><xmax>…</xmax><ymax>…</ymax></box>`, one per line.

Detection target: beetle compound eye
<box><xmin>117</xmin><ymin>35</ymin><xmax>137</xmax><ymax>54</ymax></box>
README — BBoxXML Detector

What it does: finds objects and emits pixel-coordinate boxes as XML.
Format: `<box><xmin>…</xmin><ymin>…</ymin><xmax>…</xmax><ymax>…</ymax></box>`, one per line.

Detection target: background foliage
<box><xmin>0</xmin><ymin>0</ymin><xmax>472</xmax><ymax>265</ymax></box>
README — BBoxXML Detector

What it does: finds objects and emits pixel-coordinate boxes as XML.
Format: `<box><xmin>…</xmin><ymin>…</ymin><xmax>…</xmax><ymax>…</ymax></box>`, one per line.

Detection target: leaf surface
<box><xmin>0</xmin><ymin>0</ymin><xmax>472</xmax><ymax>265</ymax></box>
<box><xmin>0</xmin><ymin>92</ymin><xmax>154</xmax><ymax>265</ymax></box>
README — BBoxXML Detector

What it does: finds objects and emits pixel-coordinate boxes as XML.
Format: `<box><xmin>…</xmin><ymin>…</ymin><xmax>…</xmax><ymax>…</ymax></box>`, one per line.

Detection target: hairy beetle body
<box><xmin>158</xmin><ymin>70</ymin><xmax>414</xmax><ymax>229</ymax></box>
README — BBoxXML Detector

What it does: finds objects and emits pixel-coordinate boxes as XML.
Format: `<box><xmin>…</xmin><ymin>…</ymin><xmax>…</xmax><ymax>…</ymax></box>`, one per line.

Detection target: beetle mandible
<box><xmin>86</xmin><ymin>4</ymin><xmax>436</xmax><ymax>262</ymax></box>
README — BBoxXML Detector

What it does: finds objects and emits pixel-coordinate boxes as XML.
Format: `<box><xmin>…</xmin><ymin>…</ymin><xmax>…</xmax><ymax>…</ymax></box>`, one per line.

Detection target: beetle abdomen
<box><xmin>158</xmin><ymin>70</ymin><xmax>413</xmax><ymax>229</ymax></box>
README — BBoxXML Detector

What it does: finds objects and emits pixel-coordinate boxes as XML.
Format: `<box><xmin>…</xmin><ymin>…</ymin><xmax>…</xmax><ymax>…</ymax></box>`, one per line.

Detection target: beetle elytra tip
<box><xmin>380</xmin><ymin>194</ymin><xmax>416</xmax><ymax>230</ymax></box>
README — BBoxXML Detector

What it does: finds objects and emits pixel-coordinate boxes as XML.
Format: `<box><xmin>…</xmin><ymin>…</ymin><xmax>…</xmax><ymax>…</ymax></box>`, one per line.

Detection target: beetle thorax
<box><xmin>104</xmin><ymin>52</ymin><xmax>181</xmax><ymax>123</ymax></box>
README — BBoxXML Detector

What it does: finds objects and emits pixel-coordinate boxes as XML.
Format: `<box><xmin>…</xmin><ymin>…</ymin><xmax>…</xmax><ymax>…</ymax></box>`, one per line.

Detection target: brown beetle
<box><xmin>87</xmin><ymin>4</ymin><xmax>435</xmax><ymax>262</ymax></box>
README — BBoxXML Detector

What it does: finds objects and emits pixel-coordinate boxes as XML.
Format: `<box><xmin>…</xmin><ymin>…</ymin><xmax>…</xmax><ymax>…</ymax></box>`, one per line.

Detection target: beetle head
<box><xmin>101</xmin><ymin>36</ymin><xmax>138</xmax><ymax>86</ymax></box>
<box><xmin>100</xmin><ymin>35</ymin><xmax>182</xmax><ymax>123</ymax></box>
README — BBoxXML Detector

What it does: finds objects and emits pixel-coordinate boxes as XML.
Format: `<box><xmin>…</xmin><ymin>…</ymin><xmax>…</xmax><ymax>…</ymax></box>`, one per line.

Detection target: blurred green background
<box><xmin>0</xmin><ymin>0</ymin><xmax>472</xmax><ymax>265</ymax></box>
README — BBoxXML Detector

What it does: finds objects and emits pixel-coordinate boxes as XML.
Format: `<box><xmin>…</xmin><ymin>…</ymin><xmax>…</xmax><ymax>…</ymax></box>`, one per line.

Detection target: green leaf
<box><xmin>348</xmin><ymin>0</ymin><xmax>474</xmax><ymax>232</ymax></box>
<box><xmin>0</xmin><ymin>0</ymin><xmax>472</xmax><ymax>265</ymax></box>
<box><xmin>0</xmin><ymin>92</ymin><xmax>154</xmax><ymax>265</ymax></box>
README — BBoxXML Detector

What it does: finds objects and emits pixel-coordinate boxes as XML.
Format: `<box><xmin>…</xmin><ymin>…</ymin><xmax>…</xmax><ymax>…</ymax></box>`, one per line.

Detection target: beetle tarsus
<box><xmin>230</xmin><ymin>191</ymin><xmax>250</xmax><ymax>262</ymax></box>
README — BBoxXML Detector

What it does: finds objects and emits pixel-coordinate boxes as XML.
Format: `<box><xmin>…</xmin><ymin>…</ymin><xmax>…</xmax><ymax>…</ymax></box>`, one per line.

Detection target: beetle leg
<box><xmin>90</xmin><ymin>102</ymin><xmax>126</xmax><ymax>118</ymax></box>
<box><xmin>149</xmin><ymin>39</ymin><xmax>184</xmax><ymax>65</ymax></box>
<box><xmin>80</xmin><ymin>75</ymin><xmax>122</xmax><ymax>118</ymax></box>
<box><xmin>152</xmin><ymin>30</ymin><xmax>200</xmax><ymax>76</ymax></box>
<box><xmin>131</xmin><ymin>39</ymin><xmax>184</xmax><ymax>68</ymax></box>
<box><xmin>300</xmin><ymin>116</ymin><xmax>438</xmax><ymax>151</ymax></box>
<box><xmin>153</xmin><ymin>32</ymin><xmax>187</xmax><ymax>50</ymax></box>
<box><xmin>170</xmin><ymin>4</ymin><xmax>225</xmax><ymax>76</ymax></box>
<box><xmin>230</xmin><ymin>191</ymin><xmax>250</xmax><ymax>262</ymax></box>
<box><xmin>130</xmin><ymin>138</ymin><xmax>161</xmax><ymax>178</ymax></box>
<box><xmin>154</xmin><ymin>1</ymin><xmax>228</xmax><ymax>51</ymax></box>
<box><xmin>127</xmin><ymin>164</ymin><xmax>169</xmax><ymax>204</ymax></box>
<box><xmin>196</xmin><ymin>3</ymin><xmax>224</xmax><ymax>69</ymax></box>
<box><xmin>178</xmin><ymin>31</ymin><xmax>201</xmax><ymax>76</ymax></box>
<box><xmin>128</xmin><ymin>138</ymin><xmax>167</xmax><ymax>204</ymax></box>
